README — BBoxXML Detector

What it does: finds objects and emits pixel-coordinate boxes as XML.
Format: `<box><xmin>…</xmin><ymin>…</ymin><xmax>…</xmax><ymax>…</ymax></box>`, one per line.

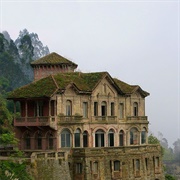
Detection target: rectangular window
<box><xmin>155</xmin><ymin>157</ymin><xmax>159</xmax><ymax>168</ymax></box>
<box><xmin>36</xmin><ymin>101</ymin><xmax>43</xmax><ymax>116</ymax></box>
<box><xmin>114</xmin><ymin>161</ymin><xmax>120</xmax><ymax>171</ymax></box>
<box><xmin>94</xmin><ymin>102</ymin><xmax>98</xmax><ymax>116</ymax></box>
<box><xmin>119</xmin><ymin>103</ymin><xmax>124</xmax><ymax>119</ymax></box>
<box><xmin>76</xmin><ymin>163</ymin><xmax>82</xmax><ymax>174</ymax></box>
<box><xmin>136</xmin><ymin>159</ymin><xmax>140</xmax><ymax>170</ymax></box>
<box><xmin>66</xmin><ymin>105</ymin><xmax>71</xmax><ymax>116</ymax></box>
<box><xmin>111</xmin><ymin>102</ymin><xmax>115</xmax><ymax>116</ymax></box>
<box><xmin>51</xmin><ymin>100</ymin><xmax>55</xmax><ymax>116</ymax></box>
<box><xmin>93</xmin><ymin>162</ymin><xmax>98</xmax><ymax>174</ymax></box>
<box><xmin>83</xmin><ymin>102</ymin><xmax>88</xmax><ymax>118</ymax></box>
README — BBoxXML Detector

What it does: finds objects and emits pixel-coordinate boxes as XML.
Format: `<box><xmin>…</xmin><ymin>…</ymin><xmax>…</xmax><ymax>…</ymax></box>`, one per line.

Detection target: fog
<box><xmin>1</xmin><ymin>0</ymin><xmax>179</xmax><ymax>147</ymax></box>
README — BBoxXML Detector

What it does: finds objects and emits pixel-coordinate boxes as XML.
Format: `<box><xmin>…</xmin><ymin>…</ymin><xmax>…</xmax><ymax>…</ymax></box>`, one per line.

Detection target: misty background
<box><xmin>0</xmin><ymin>0</ymin><xmax>179</xmax><ymax>147</ymax></box>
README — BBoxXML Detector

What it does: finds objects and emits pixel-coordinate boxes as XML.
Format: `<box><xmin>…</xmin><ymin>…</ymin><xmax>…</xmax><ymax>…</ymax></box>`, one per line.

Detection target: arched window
<box><xmin>66</xmin><ymin>100</ymin><xmax>72</xmax><ymax>116</ymax></box>
<box><xmin>130</xmin><ymin>127</ymin><xmax>138</xmax><ymax>145</ymax></box>
<box><xmin>101</xmin><ymin>101</ymin><xmax>107</xmax><ymax>117</ymax></box>
<box><xmin>47</xmin><ymin>132</ymin><xmax>54</xmax><ymax>149</ymax></box>
<box><xmin>133</xmin><ymin>102</ymin><xmax>138</xmax><ymax>116</ymax></box>
<box><xmin>119</xmin><ymin>130</ymin><xmax>124</xmax><ymax>146</ymax></box>
<box><xmin>61</xmin><ymin>129</ymin><xmax>71</xmax><ymax>147</ymax></box>
<box><xmin>24</xmin><ymin>132</ymin><xmax>31</xmax><ymax>149</ymax></box>
<box><xmin>36</xmin><ymin>131</ymin><xmax>42</xmax><ymax>149</ymax></box>
<box><xmin>141</xmin><ymin>128</ymin><xmax>146</xmax><ymax>144</ymax></box>
<box><xmin>75</xmin><ymin>128</ymin><xmax>81</xmax><ymax>147</ymax></box>
<box><xmin>108</xmin><ymin>129</ymin><xmax>114</xmax><ymax>147</ymax></box>
<box><xmin>83</xmin><ymin>131</ymin><xmax>88</xmax><ymax>147</ymax></box>
<box><xmin>95</xmin><ymin>129</ymin><xmax>105</xmax><ymax>147</ymax></box>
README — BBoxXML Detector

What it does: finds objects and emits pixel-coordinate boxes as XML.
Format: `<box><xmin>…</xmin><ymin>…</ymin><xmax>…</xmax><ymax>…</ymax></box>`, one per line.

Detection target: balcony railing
<box><xmin>126</xmin><ymin>116</ymin><xmax>148</xmax><ymax>121</ymax></box>
<box><xmin>59</xmin><ymin>115</ymin><xmax>83</xmax><ymax>123</ymax></box>
<box><xmin>94</xmin><ymin>116</ymin><xmax>117</xmax><ymax>123</ymax></box>
<box><xmin>14</xmin><ymin>116</ymin><xmax>55</xmax><ymax>126</ymax></box>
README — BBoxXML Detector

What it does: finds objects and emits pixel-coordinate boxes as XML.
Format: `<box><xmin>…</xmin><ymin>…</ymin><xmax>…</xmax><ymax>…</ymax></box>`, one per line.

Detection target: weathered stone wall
<box><xmin>29</xmin><ymin>151</ymin><xmax>71</xmax><ymax>180</ymax></box>
<box><xmin>71</xmin><ymin>145</ymin><xmax>165</xmax><ymax>180</ymax></box>
<box><xmin>0</xmin><ymin>146</ymin><xmax>165</xmax><ymax>180</ymax></box>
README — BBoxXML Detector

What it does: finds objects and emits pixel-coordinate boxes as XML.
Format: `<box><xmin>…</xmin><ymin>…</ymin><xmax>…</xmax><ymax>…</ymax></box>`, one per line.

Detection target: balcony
<box><xmin>14</xmin><ymin>116</ymin><xmax>57</xmax><ymax>129</ymax></box>
<box><xmin>93</xmin><ymin>116</ymin><xmax>117</xmax><ymax>123</ymax></box>
<box><xmin>126</xmin><ymin>116</ymin><xmax>147</xmax><ymax>120</ymax></box>
<box><xmin>58</xmin><ymin>115</ymin><xmax>83</xmax><ymax>124</ymax></box>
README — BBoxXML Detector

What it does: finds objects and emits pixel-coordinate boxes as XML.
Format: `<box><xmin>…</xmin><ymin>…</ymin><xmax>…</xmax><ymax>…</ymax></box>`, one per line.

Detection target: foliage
<box><xmin>0</xmin><ymin>160</ymin><xmax>33</xmax><ymax>180</ymax></box>
<box><xmin>0</xmin><ymin>94</ymin><xmax>32</xmax><ymax>180</ymax></box>
<box><xmin>148</xmin><ymin>134</ymin><xmax>164</xmax><ymax>156</ymax></box>
<box><xmin>148</xmin><ymin>134</ymin><xmax>160</xmax><ymax>144</ymax></box>
<box><xmin>173</xmin><ymin>139</ymin><xmax>180</xmax><ymax>162</ymax></box>
<box><xmin>0</xmin><ymin>95</ymin><xmax>13</xmax><ymax>134</ymax></box>
<box><xmin>165</xmin><ymin>174</ymin><xmax>177</xmax><ymax>180</ymax></box>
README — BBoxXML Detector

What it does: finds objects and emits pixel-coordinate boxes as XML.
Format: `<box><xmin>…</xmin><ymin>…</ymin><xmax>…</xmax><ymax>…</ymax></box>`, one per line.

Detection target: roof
<box><xmin>31</xmin><ymin>52</ymin><xmax>77</xmax><ymax>67</ymax></box>
<box><xmin>8</xmin><ymin>72</ymin><xmax>106</xmax><ymax>99</ymax></box>
<box><xmin>8</xmin><ymin>72</ymin><xmax>149</xmax><ymax>99</ymax></box>
<box><xmin>113</xmin><ymin>78</ymin><xmax>149</xmax><ymax>97</ymax></box>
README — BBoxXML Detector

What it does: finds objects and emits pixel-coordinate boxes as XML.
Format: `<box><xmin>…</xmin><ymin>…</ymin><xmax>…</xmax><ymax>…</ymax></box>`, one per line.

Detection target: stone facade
<box><xmin>8</xmin><ymin>52</ymin><xmax>165</xmax><ymax>179</ymax></box>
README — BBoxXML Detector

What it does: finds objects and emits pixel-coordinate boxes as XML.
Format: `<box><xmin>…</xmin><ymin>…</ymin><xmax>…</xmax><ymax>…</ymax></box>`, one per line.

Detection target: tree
<box><xmin>148</xmin><ymin>134</ymin><xmax>164</xmax><ymax>156</ymax></box>
<box><xmin>0</xmin><ymin>95</ymin><xmax>32</xmax><ymax>180</ymax></box>
<box><xmin>148</xmin><ymin>134</ymin><xmax>160</xmax><ymax>144</ymax></box>
<box><xmin>165</xmin><ymin>174</ymin><xmax>177</xmax><ymax>180</ymax></box>
<box><xmin>173</xmin><ymin>139</ymin><xmax>180</xmax><ymax>162</ymax></box>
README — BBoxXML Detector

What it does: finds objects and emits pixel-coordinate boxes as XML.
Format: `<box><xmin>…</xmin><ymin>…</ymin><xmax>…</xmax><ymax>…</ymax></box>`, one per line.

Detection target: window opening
<box><xmin>108</xmin><ymin>129</ymin><xmax>114</xmax><ymax>146</ymax></box>
<box><xmin>101</xmin><ymin>101</ymin><xmax>106</xmax><ymax>117</ymax></box>
<box><xmin>75</xmin><ymin>129</ymin><xmax>81</xmax><ymax>147</ymax></box>
<box><xmin>141</xmin><ymin>128</ymin><xmax>146</xmax><ymax>144</ymax></box>
<box><xmin>130</xmin><ymin>127</ymin><xmax>138</xmax><ymax>145</ymax></box>
<box><xmin>61</xmin><ymin>129</ymin><xmax>71</xmax><ymax>147</ymax></box>
<box><xmin>111</xmin><ymin>102</ymin><xmax>115</xmax><ymax>116</ymax></box>
<box><xmin>83</xmin><ymin>131</ymin><xmax>88</xmax><ymax>147</ymax></box>
<box><xmin>93</xmin><ymin>162</ymin><xmax>98</xmax><ymax>174</ymax></box>
<box><xmin>114</xmin><ymin>161</ymin><xmax>120</xmax><ymax>171</ymax></box>
<box><xmin>95</xmin><ymin>130</ymin><xmax>105</xmax><ymax>147</ymax></box>
<box><xmin>83</xmin><ymin>102</ymin><xmax>88</xmax><ymax>118</ymax></box>
<box><xmin>76</xmin><ymin>163</ymin><xmax>82</xmax><ymax>174</ymax></box>
<box><xmin>66</xmin><ymin>100</ymin><xmax>72</xmax><ymax>116</ymax></box>
<box><xmin>119</xmin><ymin>130</ymin><xmax>124</xmax><ymax>146</ymax></box>
<box><xmin>94</xmin><ymin>102</ymin><xmax>98</xmax><ymax>116</ymax></box>
<box><xmin>119</xmin><ymin>103</ymin><xmax>124</xmax><ymax>119</ymax></box>
<box><xmin>133</xmin><ymin>102</ymin><xmax>138</xmax><ymax>116</ymax></box>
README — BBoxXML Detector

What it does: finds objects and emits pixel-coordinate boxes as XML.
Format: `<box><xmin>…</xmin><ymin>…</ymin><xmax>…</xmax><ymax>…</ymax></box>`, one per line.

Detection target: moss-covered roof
<box><xmin>8</xmin><ymin>76</ymin><xmax>58</xmax><ymax>99</ymax></box>
<box><xmin>113</xmin><ymin>78</ymin><xmax>136</xmax><ymax>94</ymax></box>
<box><xmin>31</xmin><ymin>52</ymin><xmax>77</xmax><ymax>67</ymax></box>
<box><xmin>8</xmin><ymin>72</ymin><xmax>107</xmax><ymax>99</ymax></box>
<box><xmin>8</xmin><ymin>72</ymin><xmax>149</xmax><ymax>99</ymax></box>
<box><xmin>113</xmin><ymin>78</ymin><xmax>149</xmax><ymax>97</ymax></box>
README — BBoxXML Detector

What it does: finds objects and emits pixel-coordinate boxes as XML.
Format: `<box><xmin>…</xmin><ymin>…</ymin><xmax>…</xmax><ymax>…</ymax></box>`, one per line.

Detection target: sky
<box><xmin>0</xmin><ymin>0</ymin><xmax>179</xmax><ymax>147</ymax></box>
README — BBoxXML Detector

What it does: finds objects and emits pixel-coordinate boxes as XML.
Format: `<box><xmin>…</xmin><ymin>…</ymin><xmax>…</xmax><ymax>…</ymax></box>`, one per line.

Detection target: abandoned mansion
<box><xmin>8</xmin><ymin>52</ymin><xmax>164</xmax><ymax>180</ymax></box>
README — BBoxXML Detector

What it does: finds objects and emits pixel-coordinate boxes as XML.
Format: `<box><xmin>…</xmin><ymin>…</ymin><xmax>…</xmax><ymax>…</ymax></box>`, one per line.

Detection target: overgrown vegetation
<box><xmin>148</xmin><ymin>134</ymin><xmax>180</xmax><ymax>179</ymax></box>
